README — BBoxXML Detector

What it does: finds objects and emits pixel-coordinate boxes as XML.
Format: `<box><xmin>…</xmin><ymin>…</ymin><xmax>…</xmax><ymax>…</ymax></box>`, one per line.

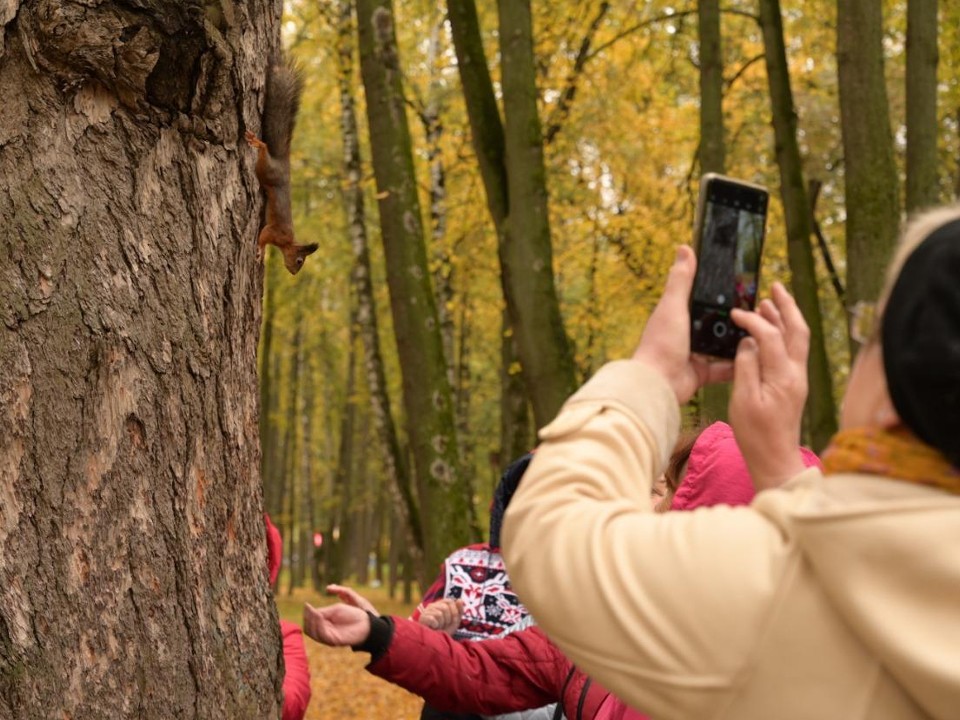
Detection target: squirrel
<box><xmin>246</xmin><ymin>59</ymin><xmax>317</xmax><ymax>275</ymax></box>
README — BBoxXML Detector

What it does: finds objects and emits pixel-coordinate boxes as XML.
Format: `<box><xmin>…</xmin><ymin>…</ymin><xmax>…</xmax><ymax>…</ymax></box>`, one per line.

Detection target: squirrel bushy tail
<box><xmin>262</xmin><ymin>59</ymin><xmax>304</xmax><ymax>160</ymax></box>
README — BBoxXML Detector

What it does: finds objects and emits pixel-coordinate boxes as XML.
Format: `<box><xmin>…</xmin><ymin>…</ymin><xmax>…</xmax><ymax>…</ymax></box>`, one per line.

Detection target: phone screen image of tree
<box><xmin>733</xmin><ymin>210</ymin><xmax>763</xmax><ymax>309</ymax></box>
<box><xmin>694</xmin><ymin>202</ymin><xmax>740</xmax><ymax>307</ymax></box>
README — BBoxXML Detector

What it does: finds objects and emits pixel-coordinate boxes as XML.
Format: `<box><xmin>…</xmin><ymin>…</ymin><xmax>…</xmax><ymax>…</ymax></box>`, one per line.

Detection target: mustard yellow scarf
<box><xmin>821</xmin><ymin>427</ymin><xmax>960</xmax><ymax>495</ymax></box>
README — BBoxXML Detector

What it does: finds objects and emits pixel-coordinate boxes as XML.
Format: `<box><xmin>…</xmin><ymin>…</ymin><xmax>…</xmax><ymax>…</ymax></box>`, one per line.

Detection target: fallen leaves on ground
<box><xmin>277</xmin><ymin>585</ymin><xmax>425</xmax><ymax>720</ymax></box>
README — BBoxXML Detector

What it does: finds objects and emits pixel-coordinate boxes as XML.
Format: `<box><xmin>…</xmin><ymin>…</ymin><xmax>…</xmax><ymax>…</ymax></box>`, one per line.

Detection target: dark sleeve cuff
<box><xmin>351</xmin><ymin>612</ymin><xmax>395</xmax><ymax>665</ymax></box>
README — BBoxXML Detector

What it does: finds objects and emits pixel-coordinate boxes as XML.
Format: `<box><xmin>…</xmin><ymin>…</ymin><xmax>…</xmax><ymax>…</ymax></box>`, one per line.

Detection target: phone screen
<box><xmin>690</xmin><ymin>176</ymin><xmax>768</xmax><ymax>358</ymax></box>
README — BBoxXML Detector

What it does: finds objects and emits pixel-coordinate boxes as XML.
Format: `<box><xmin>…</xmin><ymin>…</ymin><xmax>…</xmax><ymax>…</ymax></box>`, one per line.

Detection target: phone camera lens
<box><xmin>712</xmin><ymin>321</ymin><xmax>728</xmax><ymax>338</ymax></box>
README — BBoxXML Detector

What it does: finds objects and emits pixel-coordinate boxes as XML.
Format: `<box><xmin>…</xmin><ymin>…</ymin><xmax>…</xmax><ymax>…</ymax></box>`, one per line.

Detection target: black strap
<box><xmin>552</xmin><ymin>666</ymin><xmax>577</xmax><ymax>720</ymax></box>
<box><xmin>576</xmin><ymin>678</ymin><xmax>593</xmax><ymax>720</ymax></box>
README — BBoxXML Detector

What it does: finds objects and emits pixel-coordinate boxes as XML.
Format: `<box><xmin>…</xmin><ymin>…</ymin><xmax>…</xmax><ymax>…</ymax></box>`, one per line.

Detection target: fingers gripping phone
<box><xmin>690</xmin><ymin>174</ymin><xmax>769</xmax><ymax>359</ymax></box>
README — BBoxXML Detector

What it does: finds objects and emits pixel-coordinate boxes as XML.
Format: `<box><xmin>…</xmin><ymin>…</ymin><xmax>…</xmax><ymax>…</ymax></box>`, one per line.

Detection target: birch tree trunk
<box><xmin>905</xmin><ymin>0</ymin><xmax>940</xmax><ymax>212</ymax></box>
<box><xmin>336</xmin><ymin>0</ymin><xmax>425</xmax><ymax>582</ymax></box>
<box><xmin>758</xmin><ymin>0</ymin><xmax>838</xmax><ymax>450</ymax></box>
<box><xmin>355</xmin><ymin>0</ymin><xmax>470</xmax><ymax>574</ymax></box>
<box><xmin>0</xmin><ymin>1</ymin><xmax>282</xmax><ymax>716</ymax></box>
<box><xmin>837</xmin><ymin>0</ymin><xmax>901</xmax><ymax>309</ymax></box>
<box><xmin>697</xmin><ymin>0</ymin><xmax>731</xmax><ymax>423</ymax></box>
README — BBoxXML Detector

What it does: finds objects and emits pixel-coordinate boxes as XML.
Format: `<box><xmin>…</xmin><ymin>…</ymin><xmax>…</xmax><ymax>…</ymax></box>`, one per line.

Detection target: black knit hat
<box><xmin>881</xmin><ymin>218</ymin><xmax>960</xmax><ymax>467</ymax></box>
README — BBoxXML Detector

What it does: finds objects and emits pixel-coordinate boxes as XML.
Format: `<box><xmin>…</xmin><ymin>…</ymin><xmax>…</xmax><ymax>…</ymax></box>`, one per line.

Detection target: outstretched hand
<box><xmin>326</xmin><ymin>584</ymin><xmax>379</xmax><ymax>615</ymax></box>
<box><xmin>632</xmin><ymin>246</ymin><xmax>733</xmax><ymax>403</ymax></box>
<box><xmin>729</xmin><ymin>282</ymin><xmax>810</xmax><ymax>489</ymax></box>
<box><xmin>303</xmin><ymin>603</ymin><xmax>371</xmax><ymax>647</ymax></box>
<box><xmin>417</xmin><ymin>598</ymin><xmax>463</xmax><ymax>635</ymax></box>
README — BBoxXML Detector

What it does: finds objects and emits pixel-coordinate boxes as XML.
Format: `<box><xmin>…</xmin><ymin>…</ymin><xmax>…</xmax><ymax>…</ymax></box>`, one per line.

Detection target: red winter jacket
<box><xmin>362</xmin><ymin>615</ymin><xmax>629</xmax><ymax>719</ymax></box>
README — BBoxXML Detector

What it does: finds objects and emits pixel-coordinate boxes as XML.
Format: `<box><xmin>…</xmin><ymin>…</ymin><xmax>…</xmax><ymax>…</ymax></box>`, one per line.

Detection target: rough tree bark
<box><xmin>335</xmin><ymin>0</ymin><xmax>425</xmax><ymax>583</ymax></box>
<box><xmin>355</xmin><ymin>0</ymin><xmax>471</xmax><ymax>574</ymax></box>
<box><xmin>259</xmin><ymin>255</ymin><xmax>284</xmax><ymax>520</ymax></box>
<box><xmin>837</xmin><ymin>0</ymin><xmax>901</xmax><ymax>310</ymax></box>
<box><xmin>905</xmin><ymin>0</ymin><xmax>940</xmax><ymax>212</ymax></box>
<box><xmin>758</xmin><ymin>0</ymin><xmax>838</xmax><ymax>450</ymax></box>
<box><xmin>697</xmin><ymin>0</ymin><xmax>731</xmax><ymax>423</ymax></box>
<box><xmin>0</xmin><ymin>1</ymin><xmax>282</xmax><ymax>717</ymax></box>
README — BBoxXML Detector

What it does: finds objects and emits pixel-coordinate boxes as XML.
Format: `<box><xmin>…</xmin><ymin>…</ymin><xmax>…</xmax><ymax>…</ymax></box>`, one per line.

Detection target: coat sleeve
<box><xmin>279</xmin><ymin>620</ymin><xmax>312</xmax><ymax>720</ymax></box>
<box><xmin>367</xmin><ymin>619</ymin><xmax>566</xmax><ymax>715</ymax></box>
<box><xmin>501</xmin><ymin>360</ymin><xmax>790</xmax><ymax>719</ymax></box>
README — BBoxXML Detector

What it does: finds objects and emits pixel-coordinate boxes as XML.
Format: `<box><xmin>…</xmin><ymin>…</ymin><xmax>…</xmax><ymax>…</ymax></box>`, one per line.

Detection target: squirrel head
<box><xmin>283</xmin><ymin>243</ymin><xmax>319</xmax><ymax>275</ymax></box>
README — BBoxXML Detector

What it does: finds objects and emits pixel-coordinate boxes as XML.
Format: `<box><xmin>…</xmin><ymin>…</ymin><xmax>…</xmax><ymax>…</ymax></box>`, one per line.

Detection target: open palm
<box><xmin>303</xmin><ymin>603</ymin><xmax>370</xmax><ymax>647</ymax></box>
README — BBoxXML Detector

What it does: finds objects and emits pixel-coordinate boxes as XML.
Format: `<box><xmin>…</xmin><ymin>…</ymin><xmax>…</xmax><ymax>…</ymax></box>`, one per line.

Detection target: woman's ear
<box><xmin>874</xmin><ymin>396</ymin><xmax>901</xmax><ymax>429</ymax></box>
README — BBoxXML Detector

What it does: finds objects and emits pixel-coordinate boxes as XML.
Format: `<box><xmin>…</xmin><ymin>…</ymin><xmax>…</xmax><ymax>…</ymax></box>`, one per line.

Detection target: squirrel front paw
<box><xmin>245</xmin><ymin>130</ymin><xmax>266</xmax><ymax>149</ymax></box>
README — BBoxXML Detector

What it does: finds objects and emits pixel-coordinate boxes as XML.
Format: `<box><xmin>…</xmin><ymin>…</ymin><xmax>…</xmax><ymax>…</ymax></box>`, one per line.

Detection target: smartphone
<box><xmin>689</xmin><ymin>174</ymin><xmax>769</xmax><ymax>359</ymax></box>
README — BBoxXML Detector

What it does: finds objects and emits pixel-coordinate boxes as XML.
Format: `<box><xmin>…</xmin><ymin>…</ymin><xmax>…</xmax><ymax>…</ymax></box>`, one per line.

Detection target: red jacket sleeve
<box><xmin>367</xmin><ymin>617</ymin><xmax>567</xmax><ymax>715</ymax></box>
<box><xmin>280</xmin><ymin>620</ymin><xmax>312</xmax><ymax>720</ymax></box>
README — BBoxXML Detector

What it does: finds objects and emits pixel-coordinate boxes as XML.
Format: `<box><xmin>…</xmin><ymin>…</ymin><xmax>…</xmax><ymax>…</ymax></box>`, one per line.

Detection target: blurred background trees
<box><xmin>261</xmin><ymin>0</ymin><xmax>959</xmax><ymax>595</ymax></box>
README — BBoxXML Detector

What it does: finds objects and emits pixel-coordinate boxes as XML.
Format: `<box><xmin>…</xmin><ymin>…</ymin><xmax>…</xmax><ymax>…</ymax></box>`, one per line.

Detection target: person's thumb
<box><xmin>661</xmin><ymin>245</ymin><xmax>696</xmax><ymax>307</ymax></box>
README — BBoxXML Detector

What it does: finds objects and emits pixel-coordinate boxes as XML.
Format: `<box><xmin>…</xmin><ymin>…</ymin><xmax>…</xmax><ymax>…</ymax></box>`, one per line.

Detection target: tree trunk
<box><xmin>697</xmin><ymin>0</ymin><xmax>730</xmax><ymax>423</ymax></box>
<box><xmin>356</xmin><ymin>0</ymin><xmax>470</xmax><ymax>575</ymax></box>
<box><xmin>497</xmin><ymin>0</ymin><xmax>579</xmax><ymax>429</ymax></box>
<box><xmin>499</xmin><ymin>315</ymin><xmax>532</xmax><ymax>471</ymax></box>
<box><xmin>336</xmin><ymin>0</ymin><xmax>425</xmax><ymax>584</ymax></box>
<box><xmin>0</xmin><ymin>1</ymin><xmax>282</xmax><ymax>716</ymax></box>
<box><xmin>447</xmin><ymin>0</ymin><xmax>577</xmax><ymax>432</ymax></box>
<box><xmin>837</xmin><ymin>0</ymin><xmax>901</xmax><ymax>311</ymax></box>
<box><xmin>280</xmin><ymin>317</ymin><xmax>303</xmax><ymax>595</ymax></box>
<box><xmin>294</xmin><ymin>355</ymin><xmax>315</xmax><ymax>590</ymax></box>
<box><xmin>905</xmin><ymin>0</ymin><xmax>940</xmax><ymax>212</ymax></box>
<box><xmin>758</xmin><ymin>0</ymin><xmax>838</xmax><ymax>451</ymax></box>
<box><xmin>327</xmin><ymin>325</ymin><xmax>359</xmax><ymax>586</ymax></box>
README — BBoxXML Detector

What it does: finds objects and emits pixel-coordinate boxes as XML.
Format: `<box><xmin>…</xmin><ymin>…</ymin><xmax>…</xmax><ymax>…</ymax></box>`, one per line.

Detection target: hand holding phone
<box><xmin>689</xmin><ymin>174</ymin><xmax>769</xmax><ymax>359</ymax></box>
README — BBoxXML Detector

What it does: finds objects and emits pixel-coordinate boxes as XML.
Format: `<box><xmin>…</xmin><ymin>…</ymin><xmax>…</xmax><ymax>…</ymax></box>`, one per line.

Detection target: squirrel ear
<box><xmin>300</xmin><ymin>243</ymin><xmax>319</xmax><ymax>257</ymax></box>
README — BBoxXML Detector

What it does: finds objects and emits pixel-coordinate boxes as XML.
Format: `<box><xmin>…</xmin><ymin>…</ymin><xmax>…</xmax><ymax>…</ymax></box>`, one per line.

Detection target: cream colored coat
<box><xmin>502</xmin><ymin>360</ymin><xmax>960</xmax><ymax>720</ymax></box>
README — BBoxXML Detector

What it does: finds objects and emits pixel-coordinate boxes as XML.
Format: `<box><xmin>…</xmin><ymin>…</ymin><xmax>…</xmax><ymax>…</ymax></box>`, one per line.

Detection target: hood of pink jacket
<box><xmin>265</xmin><ymin>514</ymin><xmax>282</xmax><ymax>586</ymax></box>
<box><xmin>671</xmin><ymin>421</ymin><xmax>821</xmax><ymax>512</ymax></box>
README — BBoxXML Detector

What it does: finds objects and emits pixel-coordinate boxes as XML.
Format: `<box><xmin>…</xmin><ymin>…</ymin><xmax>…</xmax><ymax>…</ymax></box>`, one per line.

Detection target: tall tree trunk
<box><xmin>758</xmin><ymin>0</ymin><xmax>838</xmax><ymax>450</ymax></box>
<box><xmin>327</xmin><ymin>326</ymin><xmax>359</xmax><ymax>586</ymax></box>
<box><xmin>447</xmin><ymin>0</ymin><xmax>576</xmax><ymax>433</ymax></box>
<box><xmin>0</xmin><ymin>2</ymin><xmax>282</xmax><ymax>716</ymax></box>
<box><xmin>697</xmin><ymin>0</ymin><xmax>730</xmax><ymax>423</ymax></box>
<box><xmin>499</xmin><ymin>316</ymin><xmax>532</xmax><ymax>471</ymax></box>
<box><xmin>497</xmin><ymin>0</ymin><xmax>579</xmax><ymax>429</ymax></box>
<box><xmin>905</xmin><ymin>0</ymin><xmax>940</xmax><ymax>212</ymax></box>
<box><xmin>294</xmin><ymin>355</ymin><xmax>315</xmax><ymax>590</ymax></box>
<box><xmin>356</xmin><ymin>0</ymin><xmax>469</xmax><ymax>575</ymax></box>
<box><xmin>445</xmin><ymin>2</ymin><xmax>531</xmax><ymax>467</ymax></box>
<box><xmin>336</xmin><ymin>0</ymin><xmax>425</xmax><ymax>584</ymax></box>
<box><xmin>278</xmin><ymin>315</ymin><xmax>303</xmax><ymax>584</ymax></box>
<box><xmin>837</xmin><ymin>0</ymin><xmax>901</xmax><ymax>311</ymax></box>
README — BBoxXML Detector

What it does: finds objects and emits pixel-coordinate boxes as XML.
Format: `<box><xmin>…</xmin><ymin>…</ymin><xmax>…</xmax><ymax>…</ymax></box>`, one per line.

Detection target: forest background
<box><xmin>264</xmin><ymin>0</ymin><xmax>960</xmax><ymax>602</ymax></box>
